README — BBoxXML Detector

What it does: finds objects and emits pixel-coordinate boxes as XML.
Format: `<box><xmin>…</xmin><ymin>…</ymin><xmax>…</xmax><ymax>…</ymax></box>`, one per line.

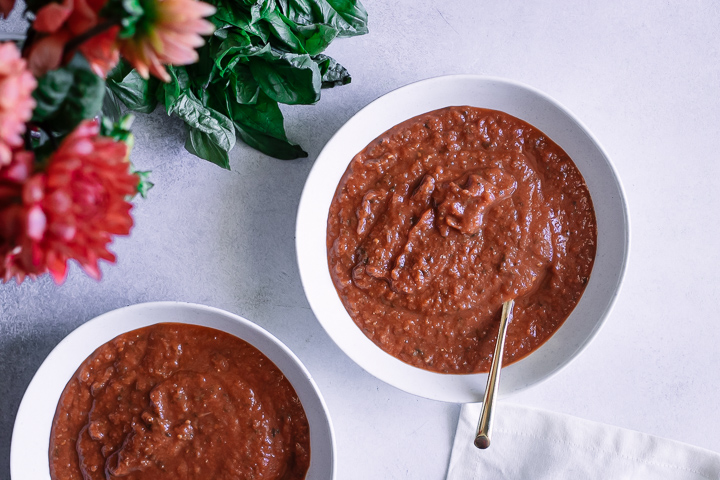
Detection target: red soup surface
<box><xmin>327</xmin><ymin>106</ymin><xmax>597</xmax><ymax>374</ymax></box>
<box><xmin>49</xmin><ymin>323</ymin><xmax>310</xmax><ymax>480</ymax></box>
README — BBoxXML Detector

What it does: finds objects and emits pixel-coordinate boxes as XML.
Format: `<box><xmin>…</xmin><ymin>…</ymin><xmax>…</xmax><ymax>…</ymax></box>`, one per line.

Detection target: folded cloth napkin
<box><xmin>447</xmin><ymin>403</ymin><xmax>720</xmax><ymax>480</ymax></box>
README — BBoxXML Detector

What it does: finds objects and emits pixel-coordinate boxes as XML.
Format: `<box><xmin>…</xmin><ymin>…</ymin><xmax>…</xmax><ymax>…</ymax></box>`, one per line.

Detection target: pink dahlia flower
<box><xmin>35</xmin><ymin>120</ymin><xmax>139</xmax><ymax>282</ymax></box>
<box><xmin>0</xmin><ymin>43</ymin><xmax>37</xmax><ymax>166</ymax></box>
<box><xmin>0</xmin><ymin>148</ymin><xmax>45</xmax><ymax>283</ymax></box>
<box><xmin>0</xmin><ymin>121</ymin><xmax>139</xmax><ymax>283</ymax></box>
<box><xmin>119</xmin><ymin>0</ymin><xmax>216</xmax><ymax>82</ymax></box>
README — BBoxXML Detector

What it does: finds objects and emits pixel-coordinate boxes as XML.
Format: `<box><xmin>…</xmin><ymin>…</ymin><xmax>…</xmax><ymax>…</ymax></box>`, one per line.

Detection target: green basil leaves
<box><xmin>106</xmin><ymin>0</ymin><xmax>368</xmax><ymax>168</ymax></box>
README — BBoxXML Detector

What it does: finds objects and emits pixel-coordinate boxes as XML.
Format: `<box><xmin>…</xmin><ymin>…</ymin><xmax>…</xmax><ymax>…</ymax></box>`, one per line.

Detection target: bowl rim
<box><xmin>10</xmin><ymin>301</ymin><xmax>336</xmax><ymax>479</ymax></box>
<box><xmin>296</xmin><ymin>74</ymin><xmax>630</xmax><ymax>402</ymax></box>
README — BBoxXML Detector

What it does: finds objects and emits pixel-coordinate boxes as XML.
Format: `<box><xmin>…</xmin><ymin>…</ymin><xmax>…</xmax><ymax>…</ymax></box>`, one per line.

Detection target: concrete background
<box><xmin>2</xmin><ymin>1</ymin><xmax>720</xmax><ymax>478</ymax></box>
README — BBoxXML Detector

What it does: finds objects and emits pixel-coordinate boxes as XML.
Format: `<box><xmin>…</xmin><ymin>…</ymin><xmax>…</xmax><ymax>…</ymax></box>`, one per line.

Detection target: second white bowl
<box><xmin>296</xmin><ymin>75</ymin><xmax>629</xmax><ymax>403</ymax></box>
<box><xmin>11</xmin><ymin>302</ymin><xmax>335</xmax><ymax>479</ymax></box>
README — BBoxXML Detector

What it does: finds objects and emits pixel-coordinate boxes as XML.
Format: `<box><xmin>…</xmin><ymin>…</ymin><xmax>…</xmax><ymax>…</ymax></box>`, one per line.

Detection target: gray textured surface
<box><xmin>3</xmin><ymin>1</ymin><xmax>720</xmax><ymax>479</ymax></box>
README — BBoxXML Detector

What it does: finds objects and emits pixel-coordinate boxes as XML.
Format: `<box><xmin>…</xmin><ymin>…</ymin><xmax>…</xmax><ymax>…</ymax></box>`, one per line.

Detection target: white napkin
<box><xmin>448</xmin><ymin>403</ymin><xmax>720</xmax><ymax>480</ymax></box>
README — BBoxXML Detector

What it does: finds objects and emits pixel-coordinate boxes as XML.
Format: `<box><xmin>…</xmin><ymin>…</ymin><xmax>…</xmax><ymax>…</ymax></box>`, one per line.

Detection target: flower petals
<box><xmin>0</xmin><ymin>43</ymin><xmax>36</xmax><ymax>165</ymax></box>
<box><xmin>33</xmin><ymin>0</ymin><xmax>74</xmax><ymax>33</ymax></box>
<box><xmin>27</xmin><ymin>0</ymin><xmax>119</xmax><ymax>78</ymax></box>
<box><xmin>26</xmin><ymin>33</ymin><xmax>69</xmax><ymax>77</ymax></box>
<box><xmin>0</xmin><ymin>121</ymin><xmax>138</xmax><ymax>283</ymax></box>
<box><xmin>26</xmin><ymin>206</ymin><xmax>47</xmax><ymax>241</ymax></box>
<box><xmin>120</xmin><ymin>0</ymin><xmax>216</xmax><ymax>82</ymax></box>
<box><xmin>0</xmin><ymin>0</ymin><xmax>15</xmax><ymax>18</ymax></box>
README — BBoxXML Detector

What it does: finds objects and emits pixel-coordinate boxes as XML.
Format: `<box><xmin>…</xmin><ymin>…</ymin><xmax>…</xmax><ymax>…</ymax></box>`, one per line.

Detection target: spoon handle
<box><xmin>474</xmin><ymin>299</ymin><xmax>515</xmax><ymax>449</ymax></box>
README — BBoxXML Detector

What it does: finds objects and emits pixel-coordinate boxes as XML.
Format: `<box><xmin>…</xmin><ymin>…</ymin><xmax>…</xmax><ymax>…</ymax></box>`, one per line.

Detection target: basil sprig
<box><xmin>106</xmin><ymin>0</ymin><xmax>368</xmax><ymax>168</ymax></box>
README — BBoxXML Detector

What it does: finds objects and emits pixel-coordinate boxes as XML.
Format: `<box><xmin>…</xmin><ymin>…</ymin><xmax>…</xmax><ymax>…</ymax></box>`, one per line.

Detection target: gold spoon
<box><xmin>474</xmin><ymin>299</ymin><xmax>515</xmax><ymax>449</ymax></box>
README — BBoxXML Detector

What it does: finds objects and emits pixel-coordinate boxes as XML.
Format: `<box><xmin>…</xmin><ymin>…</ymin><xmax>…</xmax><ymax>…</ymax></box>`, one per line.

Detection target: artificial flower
<box><xmin>119</xmin><ymin>0</ymin><xmax>215</xmax><ymax>82</ymax></box>
<box><xmin>0</xmin><ymin>42</ymin><xmax>36</xmax><ymax>166</ymax></box>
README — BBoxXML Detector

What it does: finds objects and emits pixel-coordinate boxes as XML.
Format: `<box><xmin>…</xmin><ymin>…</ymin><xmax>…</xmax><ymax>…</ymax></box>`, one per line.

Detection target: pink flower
<box><xmin>0</xmin><ymin>148</ymin><xmax>46</xmax><ymax>283</ymax></box>
<box><xmin>0</xmin><ymin>121</ymin><xmax>139</xmax><ymax>283</ymax></box>
<box><xmin>0</xmin><ymin>43</ymin><xmax>36</xmax><ymax>166</ymax></box>
<box><xmin>33</xmin><ymin>120</ymin><xmax>139</xmax><ymax>282</ymax></box>
<box><xmin>119</xmin><ymin>0</ymin><xmax>215</xmax><ymax>82</ymax></box>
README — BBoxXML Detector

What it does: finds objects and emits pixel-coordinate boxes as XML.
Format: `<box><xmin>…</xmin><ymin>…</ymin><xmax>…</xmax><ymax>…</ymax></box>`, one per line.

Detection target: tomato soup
<box><xmin>49</xmin><ymin>323</ymin><xmax>310</xmax><ymax>479</ymax></box>
<box><xmin>327</xmin><ymin>106</ymin><xmax>597</xmax><ymax>374</ymax></box>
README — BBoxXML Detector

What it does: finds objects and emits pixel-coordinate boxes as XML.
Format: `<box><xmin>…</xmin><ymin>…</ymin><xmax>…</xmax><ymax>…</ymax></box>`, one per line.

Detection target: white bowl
<box><xmin>11</xmin><ymin>302</ymin><xmax>335</xmax><ymax>479</ymax></box>
<box><xmin>296</xmin><ymin>75</ymin><xmax>629</xmax><ymax>403</ymax></box>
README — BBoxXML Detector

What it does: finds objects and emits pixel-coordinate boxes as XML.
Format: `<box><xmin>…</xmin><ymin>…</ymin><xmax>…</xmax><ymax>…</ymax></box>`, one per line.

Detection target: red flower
<box><xmin>0</xmin><ymin>42</ymin><xmax>36</xmax><ymax>166</ymax></box>
<box><xmin>0</xmin><ymin>0</ymin><xmax>14</xmax><ymax>17</ymax></box>
<box><xmin>27</xmin><ymin>0</ymin><xmax>119</xmax><ymax>77</ymax></box>
<box><xmin>26</xmin><ymin>0</ymin><xmax>214</xmax><ymax>80</ymax></box>
<box><xmin>80</xmin><ymin>26</ymin><xmax>121</xmax><ymax>77</ymax></box>
<box><xmin>0</xmin><ymin>121</ymin><xmax>139</xmax><ymax>283</ymax></box>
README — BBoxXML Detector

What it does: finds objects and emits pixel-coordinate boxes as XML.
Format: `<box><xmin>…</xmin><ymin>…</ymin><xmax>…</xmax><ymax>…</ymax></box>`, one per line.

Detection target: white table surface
<box><xmin>2</xmin><ymin>1</ymin><xmax>720</xmax><ymax>478</ymax></box>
